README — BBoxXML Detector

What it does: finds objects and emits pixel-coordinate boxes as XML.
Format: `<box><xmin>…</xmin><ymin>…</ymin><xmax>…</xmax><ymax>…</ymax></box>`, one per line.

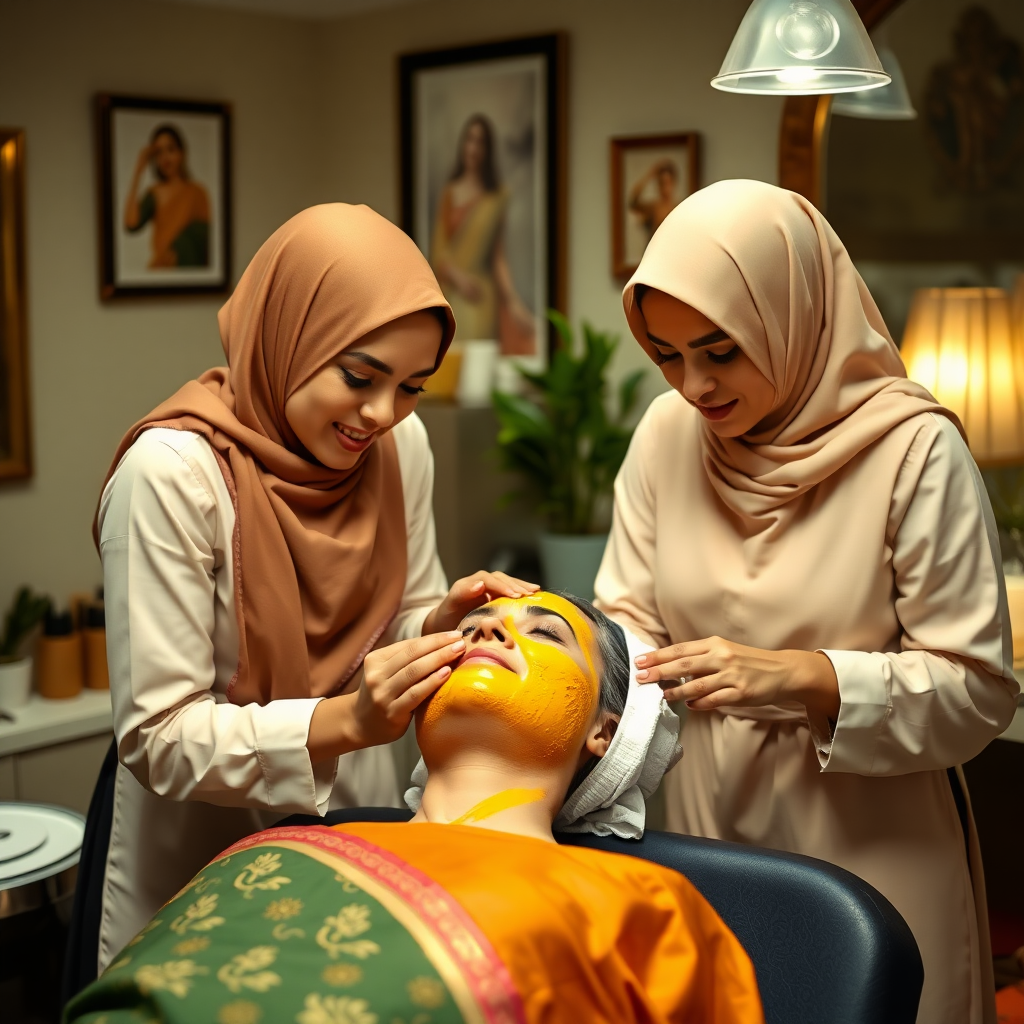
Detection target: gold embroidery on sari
<box><xmin>321</xmin><ymin>963</ymin><xmax>363</xmax><ymax>986</ymax></box>
<box><xmin>170</xmin><ymin>893</ymin><xmax>226</xmax><ymax>935</ymax></box>
<box><xmin>296</xmin><ymin>993</ymin><xmax>377</xmax><ymax>1024</ymax></box>
<box><xmin>216</xmin><ymin>945</ymin><xmax>282</xmax><ymax>994</ymax></box>
<box><xmin>316</xmin><ymin>905</ymin><xmax>380</xmax><ymax>960</ymax></box>
<box><xmin>217</xmin><ymin>1000</ymin><xmax>262</xmax><ymax>1024</ymax></box>
<box><xmin>134</xmin><ymin>959</ymin><xmax>208</xmax><ymax>998</ymax></box>
<box><xmin>406</xmin><ymin>976</ymin><xmax>446</xmax><ymax>1009</ymax></box>
<box><xmin>127</xmin><ymin>918</ymin><xmax>162</xmax><ymax>946</ymax></box>
<box><xmin>234</xmin><ymin>852</ymin><xmax>292</xmax><ymax>899</ymax></box>
<box><xmin>264</xmin><ymin>897</ymin><xmax>303</xmax><ymax>920</ymax></box>
<box><xmin>173</xmin><ymin>936</ymin><xmax>211</xmax><ymax>956</ymax></box>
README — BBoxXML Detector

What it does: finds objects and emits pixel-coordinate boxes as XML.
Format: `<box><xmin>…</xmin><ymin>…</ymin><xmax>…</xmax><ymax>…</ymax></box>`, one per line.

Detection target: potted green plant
<box><xmin>492</xmin><ymin>311</ymin><xmax>644</xmax><ymax>598</ymax></box>
<box><xmin>0</xmin><ymin>587</ymin><xmax>51</xmax><ymax>710</ymax></box>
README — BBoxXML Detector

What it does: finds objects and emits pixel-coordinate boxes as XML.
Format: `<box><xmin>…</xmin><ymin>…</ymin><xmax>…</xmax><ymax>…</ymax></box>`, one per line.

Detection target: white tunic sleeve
<box><xmin>594</xmin><ymin>404</ymin><xmax>673</xmax><ymax>649</ymax></box>
<box><xmin>815</xmin><ymin>415</ymin><xmax>1020</xmax><ymax>775</ymax></box>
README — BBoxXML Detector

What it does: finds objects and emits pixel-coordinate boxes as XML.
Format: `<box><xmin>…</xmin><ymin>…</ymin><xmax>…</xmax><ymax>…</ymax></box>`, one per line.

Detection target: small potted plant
<box><xmin>0</xmin><ymin>587</ymin><xmax>51</xmax><ymax>710</ymax></box>
<box><xmin>492</xmin><ymin>311</ymin><xmax>644</xmax><ymax>598</ymax></box>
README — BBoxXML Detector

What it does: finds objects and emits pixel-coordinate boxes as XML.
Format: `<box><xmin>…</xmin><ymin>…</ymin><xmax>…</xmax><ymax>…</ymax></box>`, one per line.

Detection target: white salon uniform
<box><xmin>95</xmin><ymin>413</ymin><xmax>447</xmax><ymax>973</ymax></box>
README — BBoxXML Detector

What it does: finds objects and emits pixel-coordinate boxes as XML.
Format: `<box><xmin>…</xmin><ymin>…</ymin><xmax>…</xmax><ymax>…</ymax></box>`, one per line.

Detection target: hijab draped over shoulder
<box><xmin>623</xmin><ymin>179</ymin><xmax>960</xmax><ymax>523</ymax></box>
<box><xmin>97</xmin><ymin>204</ymin><xmax>455</xmax><ymax>706</ymax></box>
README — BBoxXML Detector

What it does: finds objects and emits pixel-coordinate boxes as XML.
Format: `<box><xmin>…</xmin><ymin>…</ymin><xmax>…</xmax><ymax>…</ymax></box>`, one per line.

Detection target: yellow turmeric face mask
<box><xmin>417</xmin><ymin>593</ymin><xmax>601</xmax><ymax>769</ymax></box>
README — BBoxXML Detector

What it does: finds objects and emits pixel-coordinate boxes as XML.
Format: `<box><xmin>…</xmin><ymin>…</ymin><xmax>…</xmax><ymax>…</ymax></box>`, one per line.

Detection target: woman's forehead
<box><xmin>464</xmin><ymin>593</ymin><xmax>595</xmax><ymax>645</ymax></box>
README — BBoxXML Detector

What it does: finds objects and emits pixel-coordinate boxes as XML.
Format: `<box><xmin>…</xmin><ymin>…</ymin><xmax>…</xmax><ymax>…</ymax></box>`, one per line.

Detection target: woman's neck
<box><xmin>410</xmin><ymin>758</ymin><xmax>570</xmax><ymax>843</ymax></box>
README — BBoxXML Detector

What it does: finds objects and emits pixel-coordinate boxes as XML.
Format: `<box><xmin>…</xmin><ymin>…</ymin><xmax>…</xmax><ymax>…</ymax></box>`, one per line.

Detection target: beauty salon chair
<box><xmin>278</xmin><ymin>807</ymin><xmax>924</xmax><ymax>1024</ymax></box>
<box><xmin>64</xmin><ymin>747</ymin><xmax>923</xmax><ymax>1024</ymax></box>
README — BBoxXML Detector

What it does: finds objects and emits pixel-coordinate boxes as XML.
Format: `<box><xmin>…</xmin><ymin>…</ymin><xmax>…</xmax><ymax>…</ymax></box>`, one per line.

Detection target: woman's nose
<box><xmin>359</xmin><ymin>390</ymin><xmax>396</xmax><ymax>430</ymax></box>
<box><xmin>475</xmin><ymin>615</ymin><xmax>515</xmax><ymax>646</ymax></box>
<box><xmin>681</xmin><ymin>365</ymin><xmax>716</xmax><ymax>404</ymax></box>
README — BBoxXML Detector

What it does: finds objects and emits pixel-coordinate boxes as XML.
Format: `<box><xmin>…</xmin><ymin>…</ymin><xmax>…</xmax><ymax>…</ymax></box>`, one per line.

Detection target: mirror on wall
<box><xmin>823</xmin><ymin>0</ymin><xmax>1024</xmax><ymax>342</ymax></box>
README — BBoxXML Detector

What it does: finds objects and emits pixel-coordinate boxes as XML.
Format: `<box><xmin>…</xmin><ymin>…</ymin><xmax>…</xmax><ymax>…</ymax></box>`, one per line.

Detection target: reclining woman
<box><xmin>66</xmin><ymin>592</ymin><xmax>764</xmax><ymax>1024</ymax></box>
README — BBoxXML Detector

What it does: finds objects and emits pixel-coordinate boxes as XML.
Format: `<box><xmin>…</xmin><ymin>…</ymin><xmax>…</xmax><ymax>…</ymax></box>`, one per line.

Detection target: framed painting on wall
<box><xmin>0</xmin><ymin>128</ymin><xmax>31</xmax><ymax>481</ymax></box>
<box><xmin>611</xmin><ymin>133</ymin><xmax>700</xmax><ymax>278</ymax></box>
<box><xmin>399</xmin><ymin>33</ymin><xmax>567</xmax><ymax>369</ymax></box>
<box><xmin>96</xmin><ymin>94</ymin><xmax>232</xmax><ymax>299</ymax></box>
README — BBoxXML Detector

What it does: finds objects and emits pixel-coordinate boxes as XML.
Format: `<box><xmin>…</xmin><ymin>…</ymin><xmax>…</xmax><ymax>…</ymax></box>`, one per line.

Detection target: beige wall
<box><xmin>319</xmin><ymin>0</ymin><xmax>782</xmax><ymax>403</ymax></box>
<box><xmin>0</xmin><ymin>0</ymin><xmax>783</xmax><ymax>612</ymax></box>
<box><xmin>0</xmin><ymin>0</ymin><xmax>328</xmax><ymax>611</ymax></box>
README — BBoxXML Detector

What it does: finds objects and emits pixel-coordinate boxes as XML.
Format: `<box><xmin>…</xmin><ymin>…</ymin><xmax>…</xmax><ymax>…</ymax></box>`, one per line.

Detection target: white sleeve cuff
<box><xmin>252</xmin><ymin>697</ymin><xmax>338</xmax><ymax>815</ymax></box>
<box><xmin>812</xmin><ymin>650</ymin><xmax>891</xmax><ymax>773</ymax></box>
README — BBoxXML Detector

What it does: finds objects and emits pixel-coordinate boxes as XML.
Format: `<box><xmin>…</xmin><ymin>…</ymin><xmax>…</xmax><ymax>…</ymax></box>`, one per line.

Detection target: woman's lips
<box><xmin>334</xmin><ymin>423</ymin><xmax>376</xmax><ymax>453</ymax></box>
<box><xmin>458</xmin><ymin>649</ymin><xmax>513</xmax><ymax>672</ymax></box>
<box><xmin>696</xmin><ymin>399</ymin><xmax>738</xmax><ymax>422</ymax></box>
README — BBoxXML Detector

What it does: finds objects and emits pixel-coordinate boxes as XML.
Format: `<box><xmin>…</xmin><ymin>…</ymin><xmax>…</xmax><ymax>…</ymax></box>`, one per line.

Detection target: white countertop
<box><xmin>0</xmin><ymin>690</ymin><xmax>112</xmax><ymax>757</ymax></box>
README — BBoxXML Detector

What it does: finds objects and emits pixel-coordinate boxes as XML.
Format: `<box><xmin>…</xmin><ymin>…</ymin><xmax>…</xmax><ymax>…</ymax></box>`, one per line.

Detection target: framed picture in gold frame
<box><xmin>611</xmin><ymin>133</ymin><xmax>700</xmax><ymax>278</ymax></box>
<box><xmin>0</xmin><ymin>128</ymin><xmax>31</xmax><ymax>481</ymax></box>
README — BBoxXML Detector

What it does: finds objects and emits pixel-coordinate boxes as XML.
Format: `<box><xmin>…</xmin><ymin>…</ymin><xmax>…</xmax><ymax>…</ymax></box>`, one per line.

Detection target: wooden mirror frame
<box><xmin>0</xmin><ymin>128</ymin><xmax>31</xmax><ymax>481</ymax></box>
<box><xmin>778</xmin><ymin>0</ymin><xmax>907</xmax><ymax>206</ymax></box>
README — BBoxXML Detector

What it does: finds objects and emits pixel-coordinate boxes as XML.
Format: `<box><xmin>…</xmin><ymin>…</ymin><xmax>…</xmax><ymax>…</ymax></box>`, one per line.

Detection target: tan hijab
<box><xmin>97</xmin><ymin>204</ymin><xmax>455</xmax><ymax>705</ymax></box>
<box><xmin>623</xmin><ymin>179</ymin><xmax>961</xmax><ymax>522</ymax></box>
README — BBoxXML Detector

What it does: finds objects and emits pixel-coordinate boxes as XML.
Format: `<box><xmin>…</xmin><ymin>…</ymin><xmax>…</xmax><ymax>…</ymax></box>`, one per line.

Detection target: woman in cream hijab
<box><xmin>86</xmin><ymin>205</ymin><xmax>535</xmax><ymax>982</ymax></box>
<box><xmin>597</xmin><ymin>179</ymin><xmax>1019</xmax><ymax>1024</ymax></box>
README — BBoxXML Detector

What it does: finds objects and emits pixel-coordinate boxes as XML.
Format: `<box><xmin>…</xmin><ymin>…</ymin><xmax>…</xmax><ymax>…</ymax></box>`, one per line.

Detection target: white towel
<box><xmin>404</xmin><ymin>630</ymin><xmax>682</xmax><ymax>840</ymax></box>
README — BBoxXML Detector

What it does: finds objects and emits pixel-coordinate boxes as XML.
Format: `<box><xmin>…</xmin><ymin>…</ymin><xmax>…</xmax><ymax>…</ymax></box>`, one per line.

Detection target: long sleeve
<box><xmin>387</xmin><ymin>413</ymin><xmax>448</xmax><ymax>643</ymax></box>
<box><xmin>813</xmin><ymin>415</ymin><xmax>1020</xmax><ymax>775</ymax></box>
<box><xmin>595</xmin><ymin>402</ymin><xmax>672</xmax><ymax>649</ymax></box>
<box><xmin>99</xmin><ymin>429</ymin><xmax>332</xmax><ymax>814</ymax></box>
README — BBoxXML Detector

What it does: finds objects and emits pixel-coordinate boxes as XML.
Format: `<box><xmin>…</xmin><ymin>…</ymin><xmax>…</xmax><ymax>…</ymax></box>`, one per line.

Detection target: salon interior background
<box><xmin>0</xmin><ymin>0</ymin><xmax>785</xmax><ymax>605</ymax></box>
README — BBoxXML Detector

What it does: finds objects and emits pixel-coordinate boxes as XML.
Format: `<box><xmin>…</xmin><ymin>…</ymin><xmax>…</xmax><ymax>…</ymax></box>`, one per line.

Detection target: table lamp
<box><xmin>900</xmin><ymin>286</ymin><xmax>1024</xmax><ymax>663</ymax></box>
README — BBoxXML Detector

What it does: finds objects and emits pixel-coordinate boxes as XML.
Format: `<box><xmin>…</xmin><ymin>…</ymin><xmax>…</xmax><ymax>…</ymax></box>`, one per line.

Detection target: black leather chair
<box><xmin>278</xmin><ymin>807</ymin><xmax>924</xmax><ymax>1024</ymax></box>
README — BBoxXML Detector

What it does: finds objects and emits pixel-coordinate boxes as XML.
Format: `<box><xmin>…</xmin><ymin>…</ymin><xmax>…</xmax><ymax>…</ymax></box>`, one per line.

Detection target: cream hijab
<box><xmin>623</xmin><ymin>179</ymin><xmax>960</xmax><ymax>521</ymax></box>
<box><xmin>97</xmin><ymin>204</ymin><xmax>455</xmax><ymax>706</ymax></box>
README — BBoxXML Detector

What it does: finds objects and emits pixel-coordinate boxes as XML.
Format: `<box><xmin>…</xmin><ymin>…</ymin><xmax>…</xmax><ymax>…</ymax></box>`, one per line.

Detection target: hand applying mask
<box><xmin>420</xmin><ymin>570</ymin><xmax>541</xmax><ymax>635</ymax></box>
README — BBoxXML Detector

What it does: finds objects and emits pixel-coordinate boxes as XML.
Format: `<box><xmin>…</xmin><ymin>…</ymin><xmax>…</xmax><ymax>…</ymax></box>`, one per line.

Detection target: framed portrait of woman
<box><xmin>96</xmin><ymin>95</ymin><xmax>232</xmax><ymax>300</ymax></box>
<box><xmin>611</xmin><ymin>133</ymin><xmax>700</xmax><ymax>278</ymax></box>
<box><xmin>399</xmin><ymin>34</ymin><xmax>567</xmax><ymax>369</ymax></box>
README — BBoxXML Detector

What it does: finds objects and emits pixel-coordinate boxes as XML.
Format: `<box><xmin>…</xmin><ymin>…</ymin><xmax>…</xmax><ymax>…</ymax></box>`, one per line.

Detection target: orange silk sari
<box><xmin>337</xmin><ymin>822</ymin><xmax>764</xmax><ymax>1024</ymax></box>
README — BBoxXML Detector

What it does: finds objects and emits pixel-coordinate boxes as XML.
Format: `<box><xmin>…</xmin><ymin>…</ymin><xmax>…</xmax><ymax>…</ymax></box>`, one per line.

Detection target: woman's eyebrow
<box><xmin>524</xmin><ymin>605</ymin><xmax>577</xmax><ymax>640</ymax></box>
<box><xmin>346</xmin><ymin>352</ymin><xmax>393</xmax><ymax>375</ymax></box>
<box><xmin>645</xmin><ymin>328</ymin><xmax>729</xmax><ymax>350</ymax></box>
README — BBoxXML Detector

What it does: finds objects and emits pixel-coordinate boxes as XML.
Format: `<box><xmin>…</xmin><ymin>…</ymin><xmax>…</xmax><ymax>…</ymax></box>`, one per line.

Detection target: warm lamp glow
<box><xmin>900</xmin><ymin>287</ymin><xmax>1024</xmax><ymax>466</ymax></box>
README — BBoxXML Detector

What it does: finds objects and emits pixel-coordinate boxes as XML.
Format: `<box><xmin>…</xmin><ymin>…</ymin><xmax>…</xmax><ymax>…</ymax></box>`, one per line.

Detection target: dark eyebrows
<box><xmin>458</xmin><ymin>603</ymin><xmax>578</xmax><ymax>642</ymax></box>
<box><xmin>523</xmin><ymin>604</ymin><xmax>577</xmax><ymax>641</ymax></box>
<box><xmin>345</xmin><ymin>352</ymin><xmax>392</xmax><ymax>375</ymax></box>
<box><xmin>646</xmin><ymin>328</ymin><xmax>730</xmax><ymax>351</ymax></box>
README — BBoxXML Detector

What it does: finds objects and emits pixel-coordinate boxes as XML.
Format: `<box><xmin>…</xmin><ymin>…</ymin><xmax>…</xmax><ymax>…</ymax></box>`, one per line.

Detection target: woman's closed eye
<box><xmin>340</xmin><ymin>367</ymin><xmax>372</xmax><ymax>389</ymax></box>
<box><xmin>707</xmin><ymin>346</ymin><xmax>740</xmax><ymax>365</ymax></box>
<box><xmin>652</xmin><ymin>347</ymin><xmax>680</xmax><ymax>366</ymax></box>
<box><xmin>400</xmin><ymin>382</ymin><xmax>427</xmax><ymax>396</ymax></box>
<box><xmin>528</xmin><ymin>624</ymin><xmax>566</xmax><ymax>644</ymax></box>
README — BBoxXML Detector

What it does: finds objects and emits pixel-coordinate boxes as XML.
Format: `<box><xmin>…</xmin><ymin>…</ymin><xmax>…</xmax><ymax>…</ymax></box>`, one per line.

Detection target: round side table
<box><xmin>0</xmin><ymin>803</ymin><xmax>85</xmax><ymax>1023</ymax></box>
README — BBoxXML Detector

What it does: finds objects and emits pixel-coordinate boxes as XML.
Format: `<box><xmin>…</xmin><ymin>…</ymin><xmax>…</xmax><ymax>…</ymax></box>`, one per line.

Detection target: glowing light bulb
<box><xmin>776</xmin><ymin>66</ymin><xmax>823</xmax><ymax>84</ymax></box>
<box><xmin>776</xmin><ymin>1</ymin><xmax>840</xmax><ymax>59</ymax></box>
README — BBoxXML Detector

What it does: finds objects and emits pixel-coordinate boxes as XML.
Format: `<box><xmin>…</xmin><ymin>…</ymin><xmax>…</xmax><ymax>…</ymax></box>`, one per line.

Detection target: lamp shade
<box><xmin>712</xmin><ymin>0</ymin><xmax>890</xmax><ymax>95</ymax></box>
<box><xmin>832</xmin><ymin>45</ymin><xmax>917</xmax><ymax>119</ymax></box>
<box><xmin>900</xmin><ymin>287</ymin><xmax>1024</xmax><ymax>466</ymax></box>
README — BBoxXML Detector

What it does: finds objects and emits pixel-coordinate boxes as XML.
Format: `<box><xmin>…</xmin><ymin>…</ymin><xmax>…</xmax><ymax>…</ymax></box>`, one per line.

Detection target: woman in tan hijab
<box><xmin>596</xmin><ymin>179</ymin><xmax>1020</xmax><ymax>1024</ymax></box>
<box><xmin>90</xmin><ymin>204</ymin><xmax>536</xmax><ymax>978</ymax></box>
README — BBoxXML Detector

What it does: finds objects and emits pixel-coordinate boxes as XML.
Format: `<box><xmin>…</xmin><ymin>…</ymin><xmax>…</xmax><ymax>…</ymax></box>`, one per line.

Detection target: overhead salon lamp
<box><xmin>831</xmin><ymin>45</ymin><xmax>917</xmax><ymax>119</ymax></box>
<box><xmin>712</xmin><ymin>0</ymin><xmax>890</xmax><ymax>96</ymax></box>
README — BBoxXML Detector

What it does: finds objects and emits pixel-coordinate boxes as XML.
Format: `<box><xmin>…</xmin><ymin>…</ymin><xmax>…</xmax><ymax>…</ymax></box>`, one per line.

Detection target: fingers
<box><xmin>391</xmin><ymin>664</ymin><xmax>452</xmax><ymax>717</ymax></box>
<box><xmin>376</xmin><ymin>631</ymin><xmax>463</xmax><ymax>677</ymax></box>
<box><xmin>389</xmin><ymin>640</ymin><xmax>465</xmax><ymax>695</ymax></box>
<box><xmin>457</xmin><ymin>571</ymin><xmax>539</xmax><ymax>605</ymax></box>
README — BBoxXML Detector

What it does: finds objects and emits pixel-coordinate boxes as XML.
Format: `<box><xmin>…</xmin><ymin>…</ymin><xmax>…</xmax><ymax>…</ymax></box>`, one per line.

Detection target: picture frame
<box><xmin>96</xmin><ymin>94</ymin><xmax>232</xmax><ymax>300</ymax></box>
<box><xmin>611</xmin><ymin>133</ymin><xmax>700</xmax><ymax>278</ymax></box>
<box><xmin>399</xmin><ymin>33</ymin><xmax>567</xmax><ymax>368</ymax></box>
<box><xmin>0</xmin><ymin>128</ymin><xmax>31</xmax><ymax>481</ymax></box>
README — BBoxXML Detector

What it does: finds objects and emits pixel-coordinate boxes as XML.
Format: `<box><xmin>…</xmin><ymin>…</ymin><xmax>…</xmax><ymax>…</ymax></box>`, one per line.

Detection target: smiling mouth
<box><xmin>458</xmin><ymin>649</ymin><xmax>513</xmax><ymax>672</ymax></box>
<box><xmin>334</xmin><ymin>423</ymin><xmax>376</xmax><ymax>451</ymax></box>
<box><xmin>696</xmin><ymin>399</ymin><xmax>738</xmax><ymax>422</ymax></box>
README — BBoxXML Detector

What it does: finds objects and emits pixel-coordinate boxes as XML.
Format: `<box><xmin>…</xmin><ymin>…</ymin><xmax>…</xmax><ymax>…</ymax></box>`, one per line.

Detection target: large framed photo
<box><xmin>97</xmin><ymin>95</ymin><xmax>231</xmax><ymax>299</ymax></box>
<box><xmin>0</xmin><ymin>128</ymin><xmax>31</xmax><ymax>480</ymax></box>
<box><xmin>611</xmin><ymin>133</ymin><xmax>700</xmax><ymax>278</ymax></box>
<box><xmin>400</xmin><ymin>34</ymin><xmax>566</xmax><ymax>368</ymax></box>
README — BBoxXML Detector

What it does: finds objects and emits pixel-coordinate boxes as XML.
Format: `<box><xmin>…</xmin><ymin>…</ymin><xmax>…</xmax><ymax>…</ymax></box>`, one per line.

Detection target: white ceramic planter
<box><xmin>0</xmin><ymin>656</ymin><xmax>33</xmax><ymax>710</ymax></box>
<box><xmin>539</xmin><ymin>533</ymin><xmax>609</xmax><ymax>601</ymax></box>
